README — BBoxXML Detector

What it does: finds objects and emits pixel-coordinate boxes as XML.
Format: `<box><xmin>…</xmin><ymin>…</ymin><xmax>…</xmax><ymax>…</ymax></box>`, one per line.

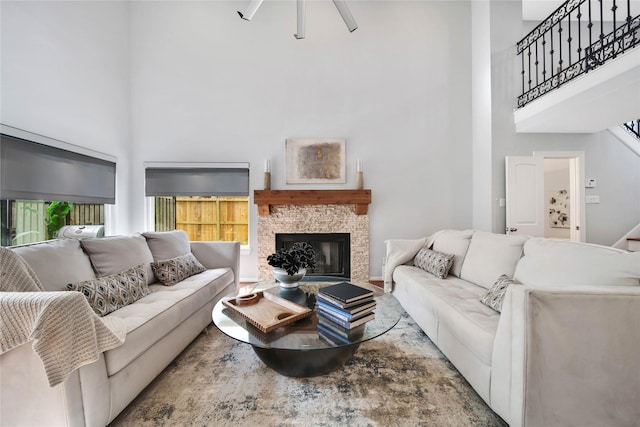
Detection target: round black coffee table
<box><xmin>212</xmin><ymin>281</ymin><xmax>403</xmax><ymax>377</ymax></box>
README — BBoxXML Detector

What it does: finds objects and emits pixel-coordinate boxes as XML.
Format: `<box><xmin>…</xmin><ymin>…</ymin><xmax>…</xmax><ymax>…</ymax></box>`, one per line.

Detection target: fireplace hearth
<box><xmin>276</xmin><ymin>233</ymin><xmax>350</xmax><ymax>279</ymax></box>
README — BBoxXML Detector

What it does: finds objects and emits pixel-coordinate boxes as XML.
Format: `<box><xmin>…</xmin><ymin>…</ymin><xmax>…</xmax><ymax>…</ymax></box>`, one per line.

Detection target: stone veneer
<box><xmin>257</xmin><ymin>204</ymin><xmax>369</xmax><ymax>282</ymax></box>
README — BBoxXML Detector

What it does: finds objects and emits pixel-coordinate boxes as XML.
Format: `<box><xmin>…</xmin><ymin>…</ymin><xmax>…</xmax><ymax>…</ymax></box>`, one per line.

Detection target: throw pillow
<box><xmin>12</xmin><ymin>239</ymin><xmax>96</xmax><ymax>291</ymax></box>
<box><xmin>480</xmin><ymin>274</ymin><xmax>521</xmax><ymax>313</ymax></box>
<box><xmin>81</xmin><ymin>234</ymin><xmax>155</xmax><ymax>285</ymax></box>
<box><xmin>413</xmin><ymin>247</ymin><xmax>455</xmax><ymax>279</ymax></box>
<box><xmin>142</xmin><ymin>230</ymin><xmax>191</xmax><ymax>261</ymax></box>
<box><xmin>150</xmin><ymin>253</ymin><xmax>206</xmax><ymax>286</ymax></box>
<box><xmin>67</xmin><ymin>264</ymin><xmax>150</xmax><ymax>316</ymax></box>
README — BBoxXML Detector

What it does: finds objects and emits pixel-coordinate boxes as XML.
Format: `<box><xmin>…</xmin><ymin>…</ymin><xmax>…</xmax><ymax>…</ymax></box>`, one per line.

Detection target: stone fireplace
<box><xmin>255</xmin><ymin>190</ymin><xmax>371</xmax><ymax>282</ymax></box>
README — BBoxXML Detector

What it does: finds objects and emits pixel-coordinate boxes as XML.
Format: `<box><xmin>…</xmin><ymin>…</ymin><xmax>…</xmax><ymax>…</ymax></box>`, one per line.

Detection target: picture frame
<box><xmin>548</xmin><ymin>189</ymin><xmax>570</xmax><ymax>228</ymax></box>
<box><xmin>285</xmin><ymin>138</ymin><xmax>346</xmax><ymax>184</ymax></box>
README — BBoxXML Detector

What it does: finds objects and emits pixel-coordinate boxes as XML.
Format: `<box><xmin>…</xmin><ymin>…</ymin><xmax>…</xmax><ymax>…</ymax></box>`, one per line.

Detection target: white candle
<box><xmin>356</xmin><ymin>158</ymin><xmax>362</xmax><ymax>172</ymax></box>
<box><xmin>264</xmin><ymin>159</ymin><xmax>270</xmax><ymax>173</ymax></box>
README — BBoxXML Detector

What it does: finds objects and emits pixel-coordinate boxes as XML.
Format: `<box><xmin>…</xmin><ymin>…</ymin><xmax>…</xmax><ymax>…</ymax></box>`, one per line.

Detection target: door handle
<box><xmin>506</xmin><ymin>227</ymin><xmax>518</xmax><ymax>233</ymax></box>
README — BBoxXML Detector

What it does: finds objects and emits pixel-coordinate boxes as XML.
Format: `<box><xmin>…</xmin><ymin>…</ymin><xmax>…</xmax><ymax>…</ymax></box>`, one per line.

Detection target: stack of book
<box><xmin>316</xmin><ymin>282</ymin><xmax>376</xmax><ymax>344</ymax></box>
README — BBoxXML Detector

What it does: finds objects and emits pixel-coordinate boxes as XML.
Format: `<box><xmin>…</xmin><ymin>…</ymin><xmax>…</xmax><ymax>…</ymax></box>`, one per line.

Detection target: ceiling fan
<box><xmin>237</xmin><ymin>0</ymin><xmax>358</xmax><ymax>40</ymax></box>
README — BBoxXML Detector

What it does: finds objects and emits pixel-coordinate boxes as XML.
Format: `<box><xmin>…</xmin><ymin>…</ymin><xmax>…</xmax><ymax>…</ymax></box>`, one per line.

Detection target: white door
<box><xmin>568</xmin><ymin>157</ymin><xmax>584</xmax><ymax>242</ymax></box>
<box><xmin>505</xmin><ymin>156</ymin><xmax>544</xmax><ymax>237</ymax></box>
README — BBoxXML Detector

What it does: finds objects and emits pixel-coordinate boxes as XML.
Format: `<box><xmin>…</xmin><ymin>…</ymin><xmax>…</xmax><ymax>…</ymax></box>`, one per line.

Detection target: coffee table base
<box><xmin>252</xmin><ymin>344</ymin><xmax>360</xmax><ymax>377</ymax></box>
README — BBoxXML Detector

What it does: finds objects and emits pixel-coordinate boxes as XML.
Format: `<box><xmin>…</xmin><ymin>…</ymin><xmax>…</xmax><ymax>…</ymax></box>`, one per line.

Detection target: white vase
<box><xmin>272</xmin><ymin>267</ymin><xmax>306</xmax><ymax>288</ymax></box>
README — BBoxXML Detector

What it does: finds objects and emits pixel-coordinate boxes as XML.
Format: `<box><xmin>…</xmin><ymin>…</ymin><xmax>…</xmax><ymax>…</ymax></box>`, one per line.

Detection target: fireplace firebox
<box><xmin>275</xmin><ymin>233</ymin><xmax>350</xmax><ymax>279</ymax></box>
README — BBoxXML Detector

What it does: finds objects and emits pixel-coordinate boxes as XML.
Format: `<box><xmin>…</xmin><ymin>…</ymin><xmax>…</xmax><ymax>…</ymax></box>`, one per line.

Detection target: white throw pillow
<box><xmin>432</xmin><ymin>229</ymin><xmax>474</xmax><ymax>277</ymax></box>
<box><xmin>459</xmin><ymin>231</ymin><xmax>528</xmax><ymax>289</ymax></box>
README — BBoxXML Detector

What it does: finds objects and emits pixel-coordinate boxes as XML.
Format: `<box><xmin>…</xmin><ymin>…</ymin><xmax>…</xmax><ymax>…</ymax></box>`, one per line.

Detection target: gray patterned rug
<box><xmin>110</xmin><ymin>313</ymin><xmax>507</xmax><ymax>426</ymax></box>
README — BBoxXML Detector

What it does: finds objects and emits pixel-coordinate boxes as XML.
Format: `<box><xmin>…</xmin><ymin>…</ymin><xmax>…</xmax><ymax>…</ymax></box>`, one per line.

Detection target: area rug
<box><xmin>110</xmin><ymin>312</ymin><xmax>507</xmax><ymax>426</ymax></box>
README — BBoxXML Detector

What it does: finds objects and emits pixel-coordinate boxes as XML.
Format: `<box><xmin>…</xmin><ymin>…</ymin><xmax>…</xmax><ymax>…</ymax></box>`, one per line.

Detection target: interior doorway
<box><xmin>544</xmin><ymin>158</ymin><xmax>572</xmax><ymax>239</ymax></box>
<box><xmin>505</xmin><ymin>151</ymin><xmax>585</xmax><ymax>242</ymax></box>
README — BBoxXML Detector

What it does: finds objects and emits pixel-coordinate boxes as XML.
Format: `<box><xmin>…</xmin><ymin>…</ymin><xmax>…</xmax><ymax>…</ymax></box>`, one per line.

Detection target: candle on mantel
<box><xmin>356</xmin><ymin>159</ymin><xmax>363</xmax><ymax>190</ymax></box>
<box><xmin>264</xmin><ymin>159</ymin><xmax>271</xmax><ymax>190</ymax></box>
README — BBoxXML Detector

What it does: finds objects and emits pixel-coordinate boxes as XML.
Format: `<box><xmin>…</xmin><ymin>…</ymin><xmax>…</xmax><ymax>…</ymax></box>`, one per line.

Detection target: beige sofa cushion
<box><xmin>392</xmin><ymin>265</ymin><xmax>499</xmax><ymax>364</ymax></box>
<box><xmin>514</xmin><ymin>238</ymin><xmax>640</xmax><ymax>287</ymax></box>
<box><xmin>459</xmin><ymin>231</ymin><xmax>527</xmax><ymax>289</ymax></box>
<box><xmin>103</xmin><ymin>268</ymin><xmax>234</xmax><ymax>376</ymax></box>
<box><xmin>142</xmin><ymin>230</ymin><xmax>191</xmax><ymax>261</ymax></box>
<box><xmin>11</xmin><ymin>239</ymin><xmax>96</xmax><ymax>291</ymax></box>
<box><xmin>81</xmin><ymin>234</ymin><xmax>155</xmax><ymax>285</ymax></box>
<box><xmin>432</xmin><ymin>229</ymin><xmax>474</xmax><ymax>277</ymax></box>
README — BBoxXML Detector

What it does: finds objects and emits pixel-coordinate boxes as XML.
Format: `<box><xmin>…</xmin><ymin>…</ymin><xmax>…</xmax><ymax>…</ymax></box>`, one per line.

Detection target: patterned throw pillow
<box><xmin>480</xmin><ymin>274</ymin><xmax>521</xmax><ymax>313</ymax></box>
<box><xmin>67</xmin><ymin>264</ymin><xmax>150</xmax><ymax>316</ymax></box>
<box><xmin>413</xmin><ymin>247</ymin><xmax>455</xmax><ymax>279</ymax></box>
<box><xmin>150</xmin><ymin>253</ymin><xmax>206</xmax><ymax>286</ymax></box>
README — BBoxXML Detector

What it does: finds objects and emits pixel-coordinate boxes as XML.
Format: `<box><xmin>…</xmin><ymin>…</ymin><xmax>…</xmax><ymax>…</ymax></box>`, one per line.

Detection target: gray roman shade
<box><xmin>0</xmin><ymin>134</ymin><xmax>116</xmax><ymax>204</ymax></box>
<box><xmin>145</xmin><ymin>167</ymin><xmax>250</xmax><ymax>197</ymax></box>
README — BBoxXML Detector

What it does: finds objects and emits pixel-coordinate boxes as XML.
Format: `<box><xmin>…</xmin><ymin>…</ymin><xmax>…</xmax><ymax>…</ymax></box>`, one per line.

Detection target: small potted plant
<box><xmin>267</xmin><ymin>242</ymin><xmax>316</xmax><ymax>288</ymax></box>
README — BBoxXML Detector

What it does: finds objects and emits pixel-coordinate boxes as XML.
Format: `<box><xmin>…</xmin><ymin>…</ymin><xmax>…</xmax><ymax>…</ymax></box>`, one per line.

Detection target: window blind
<box><xmin>0</xmin><ymin>133</ymin><xmax>116</xmax><ymax>204</ymax></box>
<box><xmin>145</xmin><ymin>167</ymin><xmax>250</xmax><ymax>197</ymax></box>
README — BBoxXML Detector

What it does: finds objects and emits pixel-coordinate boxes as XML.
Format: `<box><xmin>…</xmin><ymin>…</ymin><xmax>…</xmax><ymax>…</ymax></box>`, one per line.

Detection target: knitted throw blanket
<box><xmin>0</xmin><ymin>246</ymin><xmax>44</xmax><ymax>292</ymax></box>
<box><xmin>0</xmin><ymin>248</ymin><xmax>127</xmax><ymax>387</ymax></box>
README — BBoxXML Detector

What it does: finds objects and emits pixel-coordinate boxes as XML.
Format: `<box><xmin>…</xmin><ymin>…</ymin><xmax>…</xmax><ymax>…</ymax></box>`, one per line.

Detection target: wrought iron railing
<box><xmin>623</xmin><ymin>119</ymin><xmax>640</xmax><ymax>139</ymax></box>
<box><xmin>517</xmin><ymin>0</ymin><xmax>639</xmax><ymax>108</ymax></box>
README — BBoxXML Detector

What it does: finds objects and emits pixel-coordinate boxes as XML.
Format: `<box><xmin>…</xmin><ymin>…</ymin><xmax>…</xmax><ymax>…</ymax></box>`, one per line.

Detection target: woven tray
<box><xmin>222</xmin><ymin>291</ymin><xmax>312</xmax><ymax>333</ymax></box>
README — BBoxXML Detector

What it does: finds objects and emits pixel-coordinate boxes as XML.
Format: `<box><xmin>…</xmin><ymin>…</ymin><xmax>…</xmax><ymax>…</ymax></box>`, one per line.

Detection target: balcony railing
<box><xmin>517</xmin><ymin>0</ymin><xmax>639</xmax><ymax>108</ymax></box>
<box><xmin>623</xmin><ymin>119</ymin><xmax>640</xmax><ymax>138</ymax></box>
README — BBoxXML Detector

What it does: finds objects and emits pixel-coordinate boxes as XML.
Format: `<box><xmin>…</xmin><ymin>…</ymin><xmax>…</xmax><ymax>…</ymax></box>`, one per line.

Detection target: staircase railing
<box><xmin>622</xmin><ymin>119</ymin><xmax>640</xmax><ymax>139</ymax></box>
<box><xmin>517</xmin><ymin>0</ymin><xmax>639</xmax><ymax>108</ymax></box>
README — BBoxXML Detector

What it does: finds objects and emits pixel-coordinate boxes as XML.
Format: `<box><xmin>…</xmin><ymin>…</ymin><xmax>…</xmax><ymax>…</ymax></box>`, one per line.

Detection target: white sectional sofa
<box><xmin>385</xmin><ymin>230</ymin><xmax>640</xmax><ymax>427</ymax></box>
<box><xmin>0</xmin><ymin>230</ymin><xmax>240</xmax><ymax>427</ymax></box>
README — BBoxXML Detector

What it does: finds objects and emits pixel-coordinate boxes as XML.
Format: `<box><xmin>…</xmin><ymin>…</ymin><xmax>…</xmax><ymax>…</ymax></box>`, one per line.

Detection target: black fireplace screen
<box><xmin>275</xmin><ymin>233</ymin><xmax>350</xmax><ymax>279</ymax></box>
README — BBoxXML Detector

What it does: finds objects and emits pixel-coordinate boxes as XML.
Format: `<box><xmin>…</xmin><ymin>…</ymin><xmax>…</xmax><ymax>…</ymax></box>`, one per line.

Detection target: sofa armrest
<box><xmin>496</xmin><ymin>284</ymin><xmax>640</xmax><ymax>427</ymax></box>
<box><xmin>383</xmin><ymin>237</ymin><xmax>427</xmax><ymax>292</ymax></box>
<box><xmin>190</xmin><ymin>241</ymin><xmax>240</xmax><ymax>289</ymax></box>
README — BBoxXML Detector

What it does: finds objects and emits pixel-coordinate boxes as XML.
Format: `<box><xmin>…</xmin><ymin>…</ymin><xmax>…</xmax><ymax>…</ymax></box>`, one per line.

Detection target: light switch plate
<box><xmin>586</xmin><ymin>195</ymin><xmax>600</xmax><ymax>204</ymax></box>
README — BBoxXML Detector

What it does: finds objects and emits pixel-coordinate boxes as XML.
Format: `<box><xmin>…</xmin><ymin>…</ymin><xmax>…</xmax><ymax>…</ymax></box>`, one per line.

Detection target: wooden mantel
<box><xmin>254</xmin><ymin>189</ymin><xmax>372</xmax><ymax>216</ymax></box>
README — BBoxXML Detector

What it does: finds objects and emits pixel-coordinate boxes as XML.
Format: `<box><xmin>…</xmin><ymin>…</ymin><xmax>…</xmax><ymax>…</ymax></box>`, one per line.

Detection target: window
<box><xmin>153</xmin><ymin>196</ymin><xmax>248</xmax><ymax>244</ymax></box>
<box><xmin>1</xmin><ymin>127</ymin><xmax>115</xmax><ymax>247</ymax></box>
<box><xmin>1</xmin><ymin>200</ymin><xmax>104</xmax><ymax>246</ymax></box>
<box><xmin>145</xmin><ymin>164</ymin><xmax>250</xmax><ymax>244</ymax></box>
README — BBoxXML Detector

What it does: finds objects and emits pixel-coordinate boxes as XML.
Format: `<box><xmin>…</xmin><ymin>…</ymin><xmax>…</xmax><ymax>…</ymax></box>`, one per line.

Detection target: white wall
<box><xmin>0</xmin><ymin>0</ymin><xmax>131</xmax><ymax>233</ymax></box>
<box><xmin>129</xmin><ymin>1</ymin><xmax>473</xmax><ymax>280</ymax></box>
<box><xmin>3</xmin><ymin>0</ymin><xmax>636</xmax><ymax>280</ymax></box>
<box><xmin>583</xmin><ymin>131</ymin><xmax>640</xmax><ymax>244</ymax></box>
<box><xmin>471</xmin><ymin>0</ymin><xmax>493</xmax><ymax>232</ymax></box>
<box><xmin>488</xmin><ymin>0</ymin><xmax>640</xmax><ymax>246</ymax></box>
